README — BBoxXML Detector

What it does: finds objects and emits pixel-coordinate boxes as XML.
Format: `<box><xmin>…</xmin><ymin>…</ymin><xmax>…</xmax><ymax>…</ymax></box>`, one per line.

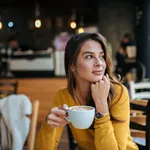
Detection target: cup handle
<box><xmin>64</xmin><ymin>108</ymin><xmax>70</xmax><ymax>122</ymax></box>
<box><xmin>64</xmin><ymin>117</ymin><xmax>70</xmax><ymax>122</ymax></box>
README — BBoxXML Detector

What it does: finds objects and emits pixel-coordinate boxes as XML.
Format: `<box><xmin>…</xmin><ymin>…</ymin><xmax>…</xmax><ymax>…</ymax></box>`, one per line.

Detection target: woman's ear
<box><xmin>71</xmin><ymin>64</ymin><xmax>75</xmax><ymax>72</ymax></box>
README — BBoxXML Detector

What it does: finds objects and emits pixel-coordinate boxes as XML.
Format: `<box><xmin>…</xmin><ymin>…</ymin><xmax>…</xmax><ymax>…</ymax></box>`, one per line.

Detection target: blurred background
<box><xmin>0</xmin><ymin>0</ymin><xmax>150</xmax><ymax>149</ymax></box>
<box><xmin>0</xmin><ymin>0</ymin><xmax>149</xmax><ymax>78</ymax></box>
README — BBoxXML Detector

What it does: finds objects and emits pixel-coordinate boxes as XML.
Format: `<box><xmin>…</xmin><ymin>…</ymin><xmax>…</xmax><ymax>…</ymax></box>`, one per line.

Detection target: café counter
<box><xmin>9</xmin><ymin>52</ymin><xmax>54</xmax><ymax>78</ymax></box>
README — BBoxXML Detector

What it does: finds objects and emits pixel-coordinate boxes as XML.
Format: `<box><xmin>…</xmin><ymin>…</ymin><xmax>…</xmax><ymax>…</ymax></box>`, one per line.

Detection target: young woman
<box><xmin>35</xmin><ymin>33</ymin><xmax>138</xmax><ymax>150</ymax></box>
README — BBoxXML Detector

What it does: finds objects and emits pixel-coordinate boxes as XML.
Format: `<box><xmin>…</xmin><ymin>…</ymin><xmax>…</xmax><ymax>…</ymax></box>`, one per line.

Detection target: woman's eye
<box><xmin>99</xmin><ymin>56</ymin><xmax>104</xmax><ymax>59</ymax></box>
<box><xmin>86</xmin><ymin>55</ymin><xmax>92</xmax><ymax>59</ymax></box>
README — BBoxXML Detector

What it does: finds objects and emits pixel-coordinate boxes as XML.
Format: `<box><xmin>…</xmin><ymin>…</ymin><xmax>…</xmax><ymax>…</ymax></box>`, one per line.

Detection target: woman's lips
<box><xmin>92</xmin><ymin>70</ymin><xmax>103</xmax><ymax>75</ymax></box>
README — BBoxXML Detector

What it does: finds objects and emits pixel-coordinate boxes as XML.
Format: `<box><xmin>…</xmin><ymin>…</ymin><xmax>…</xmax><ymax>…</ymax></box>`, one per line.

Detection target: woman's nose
<box><xmin>94</xmin><ymin>57</ymin><xmax>103</xmax><ymax>66</ymax></box>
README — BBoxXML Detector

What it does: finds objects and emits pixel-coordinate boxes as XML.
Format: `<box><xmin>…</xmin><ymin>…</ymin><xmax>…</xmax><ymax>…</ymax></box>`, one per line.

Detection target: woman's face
<box><xmin>72</xmin><ymin>40</ymin><xmax>106</xmax><ymax>83</ymax></box>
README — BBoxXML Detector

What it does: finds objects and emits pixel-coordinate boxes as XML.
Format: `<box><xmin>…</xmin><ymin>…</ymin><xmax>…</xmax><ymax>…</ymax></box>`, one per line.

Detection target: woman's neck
<box><xmin>74</xmin><ymin>82</ymin><xmax>90</xmax><ymax>105</ymax></box>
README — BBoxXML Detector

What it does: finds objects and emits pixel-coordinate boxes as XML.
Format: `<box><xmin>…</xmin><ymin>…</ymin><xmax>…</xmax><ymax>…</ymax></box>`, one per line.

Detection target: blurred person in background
<box><xmin>7</xmin><ymin>35</ymin><xmax>21</xmax><ymax>54</ymax></box>
<box><xmin>115</xmin><ymin>33</ymin><xmax>136</xmax><ymax>78</ymax></box>
<box><xmin>120</xmin><ymin>33</ymin><xmax>133</xmax><ymax>54</ymax></box>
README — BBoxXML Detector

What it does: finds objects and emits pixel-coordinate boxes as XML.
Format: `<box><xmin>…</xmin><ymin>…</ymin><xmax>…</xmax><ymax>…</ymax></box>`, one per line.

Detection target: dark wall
<box><xmin>136</xmin><ymin>0</ymin><xmax>150</xmax><ymax>77</ymax></box>
<box><xmin>0</xmin><ymin>7</ymin><xmax>34</xmax><ymax>49</ymax></box>
<box><xmin>98</xmin><ymin>0</ymin><xmax>135</xmax><ymax>58</ymax></box>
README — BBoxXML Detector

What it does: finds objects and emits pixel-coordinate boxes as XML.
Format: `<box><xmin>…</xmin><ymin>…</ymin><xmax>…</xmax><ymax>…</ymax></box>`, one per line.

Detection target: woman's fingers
<box><xmin>103</xmin><ymin>74</ymin><xmax>110</xmax><ymax>87</ymax></box>
<box><xmin>63</xmin><ymin>104</ymin><xmax>69</xmax><ymax>110</ymax></box>
<box><xmin>51</xmin><ymin>107</ymin><xmax>67</xmax><ymax>117</ymax></box>
<box><xmin>47</xmin><ymin>114</ymin><xmax>68</xmax><ymax>126</ymax></box>
<box><xmin>106</xmin><ymin>73</ymin><xmax>110</xmax><ymax>80</ymax></box>
<box><xmin>47</xmin><ymin>105</ymin><xmax>69</xmax><ymax>128</ymax></box>
<box><xmin>103</xmin><ymin>75</ymin><xmax>108</xmax><ymax>82</ymax></box>
<box><xmin>91</xmin><ymin>74</ymin><xmax>110</xmax><ymax>102</ymax></box>
<box><xmin>59</xmin><ymin>104</ymin><xmax>69</xmax><ymax>117</ymax></box>
<box><xmin>59</xmin><ymin>104</ymin><xmax>69</xmax><ymax>111</ymax></box>
<box><xmin>47</xmin><ymin>120</ymin><xmax>64</xmax><ymax>128</ymax></box>
<box><xmin>96</xmin><ymin>81</ymin><xmax>99</xmax><ymax>85</ymax></box>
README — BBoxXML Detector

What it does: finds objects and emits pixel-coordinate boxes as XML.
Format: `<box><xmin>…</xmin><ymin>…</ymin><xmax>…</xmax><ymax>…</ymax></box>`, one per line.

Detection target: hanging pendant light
<box><xmin>0</xmin><ymin>14</ymin><xmax>3</xmax><ymax>30</ymax></box>
<box><xmin>34</xmin><ymin>1</ymin><xmax>42</xmax><ymax>28</ymax></box>
<box><xmin>0</xmin><ymin>21</ymin><xmax>2</xmax><ymax>30</ymax></box>
<box><xmin>70</xmin><ymin>9</ymin><xmax>77</xmax><ymax>29</ymax></box>
<box><xmin>35</xmin><ymin>19</ymin><xmax>41</xmax><ymax>28</ymax></box>
<box><xmin>77</xmin><ymin>16</ymin><xmax>84</xmax><ymax>33</ymax></box>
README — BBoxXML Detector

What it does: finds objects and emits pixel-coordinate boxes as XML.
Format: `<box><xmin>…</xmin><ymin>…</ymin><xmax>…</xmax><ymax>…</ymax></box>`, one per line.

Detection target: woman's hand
<box><xmin>91</xmin><ymin>74</ymin><xmax>110</xmax><ymax>114</ymax></box>
<box><xmin>46</xmin><ymin>104</ymin><xmax>69</xmax><ymax>128</ymax></box>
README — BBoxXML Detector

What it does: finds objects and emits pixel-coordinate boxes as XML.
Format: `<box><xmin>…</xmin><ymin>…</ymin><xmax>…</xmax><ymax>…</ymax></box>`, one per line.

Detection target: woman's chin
<box><xmin>90</xmin><ymin>77</ymin><xmax>103</xmax><ymax>83</ymax></box>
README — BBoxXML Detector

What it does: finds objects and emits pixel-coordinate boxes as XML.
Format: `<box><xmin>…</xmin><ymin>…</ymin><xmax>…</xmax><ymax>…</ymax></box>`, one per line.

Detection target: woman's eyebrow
<box><xmin>82</xmin><ymin>51</ymin><xmax>93</xmax><ymax>55</ymax></box>
<box><xmin>82</xmin><ymin>51</ymin><xmax>104</xmax><ymax>55</ymax></box>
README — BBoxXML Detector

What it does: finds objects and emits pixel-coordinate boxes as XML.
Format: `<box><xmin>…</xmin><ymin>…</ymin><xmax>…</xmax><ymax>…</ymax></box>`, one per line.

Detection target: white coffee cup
<box><xmin>66</xmin><ymin>106</ymin><xmax>95</xmax><ymax>129</ymax></box>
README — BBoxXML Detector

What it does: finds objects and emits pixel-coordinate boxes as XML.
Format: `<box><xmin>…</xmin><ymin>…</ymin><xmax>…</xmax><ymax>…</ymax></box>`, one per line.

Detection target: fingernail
<box><xmin>63</xmin><ymin>104</ymin><xmax>69</xmax><ymax>110</ymax></box>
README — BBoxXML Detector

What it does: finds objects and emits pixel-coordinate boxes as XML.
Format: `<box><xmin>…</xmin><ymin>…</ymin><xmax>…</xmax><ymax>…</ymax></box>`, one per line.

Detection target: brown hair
<box><xmin>64</xmin><ymin>33</ymin><xmax>123</xmax><ymax>122</ymax></box>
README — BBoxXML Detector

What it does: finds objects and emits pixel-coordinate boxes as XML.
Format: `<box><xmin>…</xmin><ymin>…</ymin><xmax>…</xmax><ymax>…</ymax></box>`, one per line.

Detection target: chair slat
<box><xmin>130</xmin><ymin>99</ymin><xmax>150</xmax><ymax>149</ymax></box>
<box><xmin>27</xmin><ymin>100</ymin><xmax>39</xmax><ymax>150</ymax></box>
<box><xmin>134</xmin><ymin>93</ymin><xmax>150</xmax><ymax>99</ymax></box>
<box><xmin>130</xmin><ymin>129</ymin><xmax>145</xmax><ymax>138</ymax></box>
<box><xmin>130</xmin><ymin>100</ymin><xmax>148</xmax><ymax>106</ymax></box>
<box><xmin>134</xmin><ymin>82</ymin><xmax>150</xmax><ymax>89</ymax></box>
<box><xmin>0</xmin><ymin>91</ymin><xmax>14</xmax><ymax>95</ymax></box>
<box><xmin>129</xmin><ymin>80</ymin><xmax>150</xmax><ymax>100</ymax></box>
<box><xmin>130</xmin><ymin>116</ymin><xmax>146</xmax><ymax>125</ymax></box>
<box><xmin>0</xmin><ymin>81</ymin><xmax>18</xmax><ymax>95</ymax></box>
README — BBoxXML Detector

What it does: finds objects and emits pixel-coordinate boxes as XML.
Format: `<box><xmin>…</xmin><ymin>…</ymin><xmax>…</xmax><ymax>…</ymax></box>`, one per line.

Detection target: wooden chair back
<box><xmin>129</xmin><ymin>81</ymin><xmax>150</xmax><ymax>100</ymax></box>
<box><xmin>125</xmin><ymin>60</ymin><xmax>146</xmax><ymax>83</ymax></box>
<box><xmin>0</xmin><ymin>81</ymin><xmax>39</xmax><ymax>149</ymax></box>
<box><xmin>0</xmin><ymin>81</ymin><xmax>18</xmax><ymax>96</ymax></box>
<box><xmin>130</xmin><ymin>99</ymin><xmax>150</xmax><ymax>150</ymax></box>
<box><xmin>0</xmin><ymin>99</ymin><xmax>39</xmax><ymax>150</ymax></box>
<box><xmin>26</xmin><ymin>100</ymin><xmax>39</xmax><ymax>150</ymax></box>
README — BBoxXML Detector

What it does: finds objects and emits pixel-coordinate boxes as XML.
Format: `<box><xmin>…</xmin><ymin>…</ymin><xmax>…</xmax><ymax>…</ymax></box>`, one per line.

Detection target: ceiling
<box><xmin>0</xmin><ymin>0</ymin><xmax>85</xmax><ymax>8</ymax></box>
<box><xmin>0</xmin><ymin>0</ymin><xmax>98</xmax><ymax>24</ymax></box>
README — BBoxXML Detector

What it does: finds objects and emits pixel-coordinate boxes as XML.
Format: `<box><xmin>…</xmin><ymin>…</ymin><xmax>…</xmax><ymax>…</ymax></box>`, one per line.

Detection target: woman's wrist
<box><xmin>95</xmin><ymin>101</ymin><xmax>109</xmax><ymax>114</ymax></box>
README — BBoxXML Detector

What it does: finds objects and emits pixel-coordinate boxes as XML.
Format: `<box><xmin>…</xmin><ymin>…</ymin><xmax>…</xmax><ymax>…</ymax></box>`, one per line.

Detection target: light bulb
<box><xmin>70</xmin><ymin>21</ymin><xmax>77</xmax><ymax>29</ymax></box>
<box><xmin>0</xmin><ymin>21</ymin><xmax>2</xmax><ymax>29</ymax></box>
<box><xmin>8</xmin><ymin>22</ymin><xmax>14</xmax><ymax>27</ymax></box>
<box><xmin>78</xmin><ymin>27</ymin><xmax>84</xmax><ymax>33</ymax></box>
<box><xmin>35</xmin><ymin>19</ymin><xmax>41</xmax><ymax>28</ymax></box>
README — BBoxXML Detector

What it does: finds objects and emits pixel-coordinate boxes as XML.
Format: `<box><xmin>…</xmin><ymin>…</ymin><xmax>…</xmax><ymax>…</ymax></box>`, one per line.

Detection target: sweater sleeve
<box><xmin>34</xmin><ymin>90</ymin><xmax>64</xmax><ymax>150</ymax></box>
<box><xmin>94</xmin><ymin>84</ymin><xmax>130</xmax><ymax>150</ymax></box>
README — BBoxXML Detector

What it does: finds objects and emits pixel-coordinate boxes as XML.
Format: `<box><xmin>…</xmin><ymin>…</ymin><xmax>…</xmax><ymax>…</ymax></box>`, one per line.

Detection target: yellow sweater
<box><xmin>35</xmin><ymin>83</ymin><xmax>138</xmax><ymax>150</ymax></box>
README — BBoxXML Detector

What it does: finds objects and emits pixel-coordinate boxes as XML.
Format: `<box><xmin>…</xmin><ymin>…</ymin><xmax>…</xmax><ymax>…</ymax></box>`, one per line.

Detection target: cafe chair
<box><xmin>129</xmin><ymin>80</ymin><xmax>150</xmax><ymax>100</ymax></box>
<box><xmin>0</xmin><ymin>95</ymin><xmax>39</xmax><ymax>150</ymax></box>
<box><xmin>66</xmin><ymin>124</ymin><xmax>78</xmax><ymax>150</ymax></box>
<box><xmin>124</xmin><ymin>60</ymin><xmax>146</xmax><ymax>84</ymax></box>
<box><xmin>26</xmin><ymin>100</ymin><xmax>39</xmax><ymax>150</ymax></box>
<box><xmin>130</xmin><ymin>99</ymin><xmax>150</xmax><ymax>150</ymax></box>
<box><xmin>0</xmin><ymin>81</ymin><xmax>18</xmax><ymax>96</ymax></box>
